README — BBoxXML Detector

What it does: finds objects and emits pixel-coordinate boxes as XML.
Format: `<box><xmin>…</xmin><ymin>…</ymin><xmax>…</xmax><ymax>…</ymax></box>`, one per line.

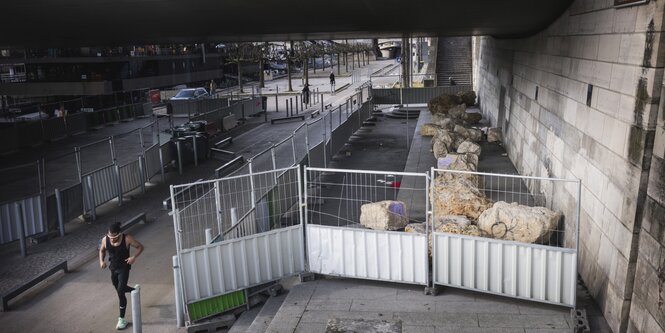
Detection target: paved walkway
<box><xmin>0</xmin><ymin>61</ymin><xmax>389</xmax><ymax>332</ymax></box>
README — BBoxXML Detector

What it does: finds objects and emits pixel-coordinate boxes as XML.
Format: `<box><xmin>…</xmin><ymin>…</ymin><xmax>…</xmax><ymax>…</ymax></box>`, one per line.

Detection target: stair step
<box><xmin>245</xmin><ymin>292</ymin><xmax>288</xmax><ymax>333</ymax></box>
<box><xmin>228</xmin><ymin>306</ymin><xmax>262</xmax><ymax>333</ymax></box>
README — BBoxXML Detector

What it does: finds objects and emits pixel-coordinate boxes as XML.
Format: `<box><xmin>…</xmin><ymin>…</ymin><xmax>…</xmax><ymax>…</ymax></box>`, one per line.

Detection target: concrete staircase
<box><xmin>228</xmin><ymin>292</ymin><xmax>288</xmax><ymax>333</ymax></box>
<box><xmin>436</xmin><ymin>37</ymin><xmax>472</xmax><ymax>86</ymax></box>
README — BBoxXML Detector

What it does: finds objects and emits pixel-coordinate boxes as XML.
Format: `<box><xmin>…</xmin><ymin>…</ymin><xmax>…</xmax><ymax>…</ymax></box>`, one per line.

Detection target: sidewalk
<box><xmin>0</xmin><ymin>62</ymin><xmax>385</xmax><ymax>331</ymax></box>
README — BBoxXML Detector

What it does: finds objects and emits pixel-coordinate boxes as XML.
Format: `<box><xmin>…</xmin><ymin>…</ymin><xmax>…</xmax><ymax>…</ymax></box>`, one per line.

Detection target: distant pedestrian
<box><xmin>99</xmin><ymin>222</ymin><xmax>144</xmax><ymax>330</ymax></box>
<box><xmin>209</xmin><ymin>80</ymin><xmax>217</xmax><ymax>96</ymax></box>
<box><xmin>302</xmin><ymin>84</ymin><xmax>310</xmax><ymax>105</ymax></box>
<box><xmin>329</xmin><ymin>72</ymin><xmax>335</xmax><ymax>93</ymax></box>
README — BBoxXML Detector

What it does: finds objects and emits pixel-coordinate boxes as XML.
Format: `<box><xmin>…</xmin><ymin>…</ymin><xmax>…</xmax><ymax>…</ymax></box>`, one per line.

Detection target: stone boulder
<box><xmin>431</xmin><ymin>130</ymin><xmax>456</xmax><ymax>158</ymax></box>
<box><xmin>435</xmin><ymin>215</ymin><xmax>472</xmax><ymax>227</ymax></box>
<box><xmin>431</xmin><ymin>114</ymin><xmax>455</xmax><ymax>130</ymax></box>
<box><xmin>448</xmin><ymin>104</ymin><xmax>467</xmax><ymax>119</ymax></box>
<box><xmin>432</xmin><ymin>177</ymin><xmax>493</xmax><ymax>221</ymax></box>
<box><xmin>457</xmin><ymin>90</ymin><xmax>477</xmax><ymax>106</ymax></box>
<box><xmin>360</xmin><ymin>200</ymin><xmax>409</xmax><ymax>231</ymax></box>
<box><xmin>437</xmin><ymin>153</ymin><xmax>477</xmax><ymax>174</ymax></box>
<box><xmin>457</xmin><ymin>140</ymin><xmax>481</xmax><ymax>156</ymax></box>
<box><xmin>453</xmin><ymin>125</ymin><xmax>469</xmax><ymax>139</ymax></box>
<box><xmin>428</xmin><ymin>94</ymin><xmax>462</xmax><ymax>115</ymax></box>
<box><xmin>488</xmin><ymin>127</ymin><xmax>502</xmax><ymax>142</ymax></box>
<box><xmin>438</xmin><ymin>223</ymin><xmax>482</xmax><ymax>237</ymax></box>
<box><xmin>467</xmin><ymin>128</ymin><xmax>483</xmax><ymax>142</ymax></box>
<box><xmin>463</xmin><ymin>112</ymin><xmax>482</xmax><ymax>124</ymax></box>
<box><xmin>420</xmin><ymin>123</ymin><xmax>443</xmax><ymax>137</ymax></box>
<box><xmin>477</xmin><ymin>201</ymin><xmax>561</xmax><ymax>244</ymax></box>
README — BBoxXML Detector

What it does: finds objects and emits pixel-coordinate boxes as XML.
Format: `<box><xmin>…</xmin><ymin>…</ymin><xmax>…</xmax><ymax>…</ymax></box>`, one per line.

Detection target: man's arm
<box><xmin>125</xmin><ymin>235</ymin><xmax>144</xmax><ymax>265</ymax></box>
<box><xmin>99</xmin><ymin>237</ymin><xmax>107</xmax><ymax>269</ymax></box>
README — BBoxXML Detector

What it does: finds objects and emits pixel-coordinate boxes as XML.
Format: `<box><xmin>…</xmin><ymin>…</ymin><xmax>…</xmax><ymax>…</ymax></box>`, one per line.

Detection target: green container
<box><xmin>187</xmin><ymin>290</ymin><xmax>246</xmax><ymax>322</ymax></box>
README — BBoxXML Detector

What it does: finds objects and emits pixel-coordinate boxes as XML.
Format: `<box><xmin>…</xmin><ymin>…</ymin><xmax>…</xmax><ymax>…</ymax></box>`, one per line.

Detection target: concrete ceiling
<box><xmin>0</xmin><ymin>0</ymin><xmax>573</xmax><ymax>48</ymax></box>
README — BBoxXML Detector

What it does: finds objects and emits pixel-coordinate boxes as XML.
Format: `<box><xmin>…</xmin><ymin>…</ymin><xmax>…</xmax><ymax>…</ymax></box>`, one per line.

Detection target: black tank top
<box><xmin>106</xmin><ymin>234</ymin><xmax>131</xmax><ymax>271</ymax></box>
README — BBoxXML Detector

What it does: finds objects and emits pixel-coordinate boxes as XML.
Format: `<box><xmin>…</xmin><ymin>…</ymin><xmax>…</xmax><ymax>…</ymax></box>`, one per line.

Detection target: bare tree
<box><xmin>223</xmin><ymin>42</ymin><xmax>260</xmax><ymax>93</ymax></box>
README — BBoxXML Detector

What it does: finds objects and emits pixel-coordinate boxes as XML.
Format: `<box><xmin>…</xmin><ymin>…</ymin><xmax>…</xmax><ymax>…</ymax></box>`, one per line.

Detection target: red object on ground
<box><xmin>390</xmin><ymin>181</ymin><xmax>401</xmax><ymax>188</ymax></box>
<box><xmin>149</xmin><ymin>89</ymin><xmax>161</xmax><ymax>104</ymax></box>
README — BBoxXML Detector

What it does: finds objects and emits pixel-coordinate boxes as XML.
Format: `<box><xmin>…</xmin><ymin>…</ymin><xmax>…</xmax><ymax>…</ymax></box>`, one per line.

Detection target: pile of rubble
<box><xmin>356</xmin><ymin>90</ymin><xmax>561</xmax><ymax>247</ymax></box>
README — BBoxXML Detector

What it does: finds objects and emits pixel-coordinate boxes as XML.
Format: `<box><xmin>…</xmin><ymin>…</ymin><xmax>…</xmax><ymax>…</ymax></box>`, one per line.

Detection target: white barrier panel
<box><xmin>433</xmin><ymin>233</ymin><xmax>577</xmax><ymax>307</ymax></box>
<box><xmin>0</xmin><ymin>195</ymin><xmax>44</xmax><ymax>244</ymax></box>
<box><xmin>179</xmin><ymin>225</ymin><xmax>304</xmax><ymax>303</ymax></box>
<box><xmin>307</xmin><ymin>224</ymin><xmax>428</xmax><ymax>285</ymax></box>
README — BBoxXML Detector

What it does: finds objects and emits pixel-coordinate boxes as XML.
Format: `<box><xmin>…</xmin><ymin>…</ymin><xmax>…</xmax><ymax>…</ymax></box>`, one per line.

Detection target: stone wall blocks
<box><xmin>598</xmin><ymin>34</ymin><xmax>622</xmax><ymax>62</ymax></box>
<box><xmin>635</xmin><ymin>0</ymin><xmax>664</xmax><ymax>33</ymax></box>
<box><xmin>619</xmin><ymin>33</ymin><xmax>648</xmax><ymax>65</ymax></box>
<box><xmin>614</xmin><ymin>6</ymin><xmax>639</xmax><ymax>33</ymax></box>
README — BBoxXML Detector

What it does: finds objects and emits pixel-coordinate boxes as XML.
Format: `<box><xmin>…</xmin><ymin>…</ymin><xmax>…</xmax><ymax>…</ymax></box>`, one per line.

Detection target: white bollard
<box><xmin>205</xmin><ymin>228</ymin><xmax>213</xmax><ymax>244</ymax></box>
<box><xmin>131</xmin><ymin>285</ymin><xmax>142</xmax><ymax>333</ymax></box>
<box><xmin>231</xmin><ymin>207</ymin><xmax>238</xmax><ymax>226</ymax></box>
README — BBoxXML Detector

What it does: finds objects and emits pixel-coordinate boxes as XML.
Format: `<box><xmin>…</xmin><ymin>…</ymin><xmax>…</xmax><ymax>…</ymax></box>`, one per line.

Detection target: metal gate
<box><xmin>304</xmin><ymin>167</ymin><xmax>430</xmax><ymax>286</ymax></box>
<box><xmin>171</xmin><ymin>166</ymin><xmax>305</xmax><ymax>319</ymax></box>
<box><xmin>430</xmin><ymin>168</ymin><xmax>580</xmax><ymax>307</ymax></box>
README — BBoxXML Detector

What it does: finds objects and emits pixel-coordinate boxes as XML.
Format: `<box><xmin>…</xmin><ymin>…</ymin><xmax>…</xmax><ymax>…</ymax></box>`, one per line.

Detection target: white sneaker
<box><xmin>116</xmin><ymin>317</ymin><xmax>127</xmax><ymax>330</ymax></box>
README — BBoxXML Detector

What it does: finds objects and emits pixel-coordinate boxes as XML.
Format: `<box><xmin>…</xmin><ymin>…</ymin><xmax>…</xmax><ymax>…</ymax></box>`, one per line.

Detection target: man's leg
<box><xmin>116</xmin><ymin>269</ymin><xmax>131</xmax><ymax>318</ymax></box>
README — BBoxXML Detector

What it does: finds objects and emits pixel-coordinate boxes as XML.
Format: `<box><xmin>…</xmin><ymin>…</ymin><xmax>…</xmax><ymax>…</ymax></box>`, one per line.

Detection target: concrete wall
<box><xmin>474</xmin><ymin>1</ymin><xmax>665</xmax><ymax>332</ymax></box>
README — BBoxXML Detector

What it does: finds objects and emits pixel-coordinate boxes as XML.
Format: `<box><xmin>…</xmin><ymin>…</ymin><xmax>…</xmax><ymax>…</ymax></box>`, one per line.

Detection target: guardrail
<box><xmin>0</xmin><ymin>102</ymin><xmax>152</xmax><ymax>155</ymax></box>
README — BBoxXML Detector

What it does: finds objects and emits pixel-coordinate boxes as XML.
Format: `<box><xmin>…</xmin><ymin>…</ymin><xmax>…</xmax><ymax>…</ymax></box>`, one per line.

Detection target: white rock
<box><xmin>360</xmin><ymin>200</ymin><xmax>409</xmax><ymax>231</ymax></box>
<box><xmin>432</xmin><ymin>177</ymin><xmax>493</xmax><ymax>221</ymax></box>
<box><xmin>477</xmin><ymin>201</ymin><xmax>561</xmax><ymax>244</ymax></box>
<box><xmin>488</xmin><ymin>127</ymin><xmax>502</xmax><ymax>142</ymax></box>
<box><xmin>457</xmin><ymin>140</ymin><xmax>482</xmax><ymax>156</ymax></box>
<box><xmin>420</xmin><ymin>123</ymin><xmax>443</xmax><ymax>137</ymax></box>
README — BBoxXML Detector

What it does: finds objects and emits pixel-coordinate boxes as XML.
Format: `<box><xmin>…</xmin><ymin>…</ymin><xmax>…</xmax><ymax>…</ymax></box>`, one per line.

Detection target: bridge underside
<box><xmin>0</xmin><ymin>0</ymin><xmax>572</xmax><ymax>47</ymax></box>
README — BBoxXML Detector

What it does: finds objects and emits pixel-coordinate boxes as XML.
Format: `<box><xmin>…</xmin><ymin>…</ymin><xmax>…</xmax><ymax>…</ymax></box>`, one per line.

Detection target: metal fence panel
<box><xmin>120</xmin><ymin>159</ymin><xmax>142</xmax><ymax>194</ymax></box>
<box><xmin>371</xmin><ymin>86</ymin><xmax>472</xmax><ymax>104</ymax></box>
<box><xmin>144</xmin><ymin>144</ymin><xmax>161</xmax><ymax>180</ymax></box>
<box><xmin>0</xmin><ymin>195</ymin><xmax>45</xmax><ymax>244</ymax></box>
<box><xmin>0</xmin><ymin>126</ymin><xmax>19</xmax><ymax>154</ymax></box>
<box><xmin>61</xmin><ymin>183</ymin><xmax>83</xmax><ymax>224</ymax></box>
<box><xmin>307</xmin><ymin>224</ymin><xmax>428</xmax><ymax>285</ymax></box>
<box><xmin>433</xmin><ymin>233</ymin><xmax>577</xmax><ymax>307</ymax></box>
<box><xmin>42</xmin><ymin>117</ymin><xmax>67</xmax><ymax>141</ymax></box>
<box><xmin>179</xmin><ymin>225</ymin><xmax>305</xmax><ymax>303</ymax></box>
<box><xmin>66</xmin><ymin>113</ymin><xmax>88</xmax><ymax>135</ymax></box>
<box><xmin>16</xmin><ymin>121</ymin><xmax>44</xmax><ymax>148</ymax></box>
<box><xmin>85</xmin><ymin>165</ymin><xmax>118</xmax><ymax>208</ymax></box>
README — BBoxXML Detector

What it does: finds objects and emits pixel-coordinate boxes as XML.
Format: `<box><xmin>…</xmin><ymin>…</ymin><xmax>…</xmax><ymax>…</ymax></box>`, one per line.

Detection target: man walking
<box><xmin>329</xmin><ymin>72</ymin><xmax>336</xmax><ymax>93</ymax></box>
<box><xmin>99</xmin><ymin>222</ymin><xmax>144</xmax><ymax>330</ymax></box>
<box><xmin>302</xmin><ymin>84</ymin><xmax>310</xmax><ymax>105</ymax></box>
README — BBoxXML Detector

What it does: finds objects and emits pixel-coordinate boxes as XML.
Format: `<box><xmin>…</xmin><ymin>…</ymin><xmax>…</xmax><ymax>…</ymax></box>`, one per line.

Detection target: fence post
<box><xmin>87</xmin><ymin>176</ymin><xmax>97</xmax><ymax>221</ymax></box>
<box><xmin>176</xmin><ymin>140</ymin><xmax>183</xmax><ymax>175</ymax></box>
<box><xmin>321</xmin><ymin>94</ymin><xmax>324</xmax><ymax>114</ymax></box>
<box><xmin>192</xmin><ymin>136</ymin><xmax>198</xmax><ymax>167</ymax></box>
<box><xmin>138</xmin><ymin>156</ymin><xmax>146</xmax><ymax>194</ymax></box>
<box><xmin>305</xmin><ymin>123</ymin><xmax>310</xmax><ymax>165</ymax></box>
<box><xmin>115</xmin><ymin>163</ymin><xmax>123</xmax><ymax>206</ymax></box>
<box><xmin>291</xmin><ymin>135</ymin><xmax>297</xmax><ymax>165</ymax></box>
<box><xmin>172</xmin><ymin>256</ymin><xmax>184</xmax><ymax>327</ymax></box>
<box><xmin>55</xmin><ymin>188</ymin><xmax>65</xmax><ymax>237</ymax></box>
<box><xmin>14</xmin><ymin>202</ymin><xmax>27</xmax><ymax>257</ymax></box>
<box><xmin>275</xmin><ymin>86</ymin><xmax>279</xmax><ymax>112</ymax></box>
<box><xmin>289</xmin><ymin>98</ymin><xmax>293</xmax><ymax>116</ymax></box>
<box><xmin>214</xmin><ymin>180</ymin><xmax>223</xmax><ymax>235</ymax></box>
<box><xmin>295</xmin><ymin>95</ymin><xmax>300</xmax><ymax>114</ymax></box>
<box><xmin>131</xmin><ymin>286</ymin><xmax>142</xmax><ymax>333</ymax></box>
<box><xmin>248</xmin><ymin>159</ymin><xmax>256</xmax><ymax>209</ymax></box>
<box><xmin>75</xmin><ymin>147</ymin><xmax>83</xmax><ymax>182</ymax></box>
<box><xmin>158</xmin><ymin>146</ymin><xmax>166</xmax><ymax>182</ymax></box>
<box><xmin>322</xmin><ymin>115</ymin><xmax>327</xmax><ymax>167</ymax></box>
